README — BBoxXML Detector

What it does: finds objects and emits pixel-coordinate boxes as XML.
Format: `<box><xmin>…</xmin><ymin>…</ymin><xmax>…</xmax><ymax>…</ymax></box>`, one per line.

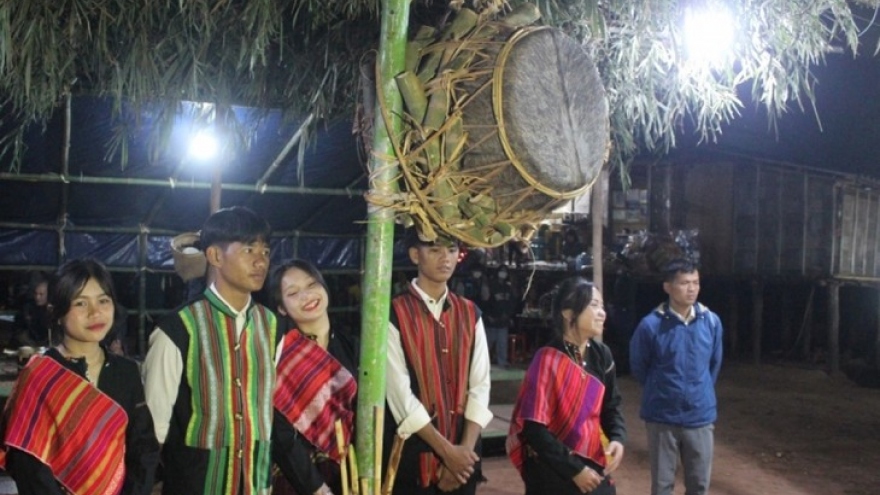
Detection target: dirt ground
<box><xmin>478</xmin><ymin>362</ymin><xmax>880</xmax><ymax>495</ymax></box>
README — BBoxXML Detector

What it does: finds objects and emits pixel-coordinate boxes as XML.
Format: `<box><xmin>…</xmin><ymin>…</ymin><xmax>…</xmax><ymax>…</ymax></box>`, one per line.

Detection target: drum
<box><xmin>391</xmin><ymin>8</ymin><xmax>609</xmax><ymax>247</ymax></box>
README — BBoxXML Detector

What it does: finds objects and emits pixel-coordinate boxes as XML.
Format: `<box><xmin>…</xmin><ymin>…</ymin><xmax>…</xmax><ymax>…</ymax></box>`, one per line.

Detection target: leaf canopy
<box><xmin>0</xmin><ymin>0</ymin><xmax>877</xmax><ymax>180</ymax></box>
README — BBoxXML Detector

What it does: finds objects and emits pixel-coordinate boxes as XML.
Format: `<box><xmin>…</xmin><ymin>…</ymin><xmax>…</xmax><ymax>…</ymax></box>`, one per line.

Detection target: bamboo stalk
<box><xmin>406</xmin><ymin>25</ymin><xmax>437</xmax><ymax>73</ymax></box>
<box><xmin>434</xmin><ymin>178</ymin><xmax>461</xmax><ymax>219</ymax></box>
<box><xmin>349</xmin><ymin>443</ymin><xmax>360</xmax><ymax>495</ymax></box>
<box><xmin>394</xmin><ymin>71</ymin><xmax>429</xmax><ymax>127</ymax></box>
<box><xmin>373</xmin><ymin>406</ymin><xmax>384</xmax><ymax>495</ymax></box>
<box><xmin>381</xmin><ymin>435</ymin><xmax>406</xmax><ymax>495</ymax></box>
<box><xmin>356</xmin><ymin>0</ymin><xmax>408</xmax><ymax>479</ymax></box>
<box><xmin>335</xmin><ymin>420</ymin><xmax>350</xmax><ymax>495</ymax></box>
<box><xmin>500</xmin><ymin>2</ymin><xmax>542</xmax><ymax>27</ymax></box>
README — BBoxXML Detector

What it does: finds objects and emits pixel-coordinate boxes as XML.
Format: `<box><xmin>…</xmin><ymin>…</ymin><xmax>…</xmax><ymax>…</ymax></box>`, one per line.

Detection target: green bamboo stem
<box><xmin>405</xmin><ymin>26</ymin><xmax>437</xmax><ymax>73</ymax></box>
<box><xmin>356</xmin><ymin>0</ymin><xmax>410</xmax><ymax>492</ymax></box>
<box><xmin>395</xmin><ymin>71</ymin><xmax>428</xmax><ymax>125</ymax></box>
<box><xmin>500</xmin><ymin>2</ymin><xmax>542</xmax><ymax>27</ymax></box>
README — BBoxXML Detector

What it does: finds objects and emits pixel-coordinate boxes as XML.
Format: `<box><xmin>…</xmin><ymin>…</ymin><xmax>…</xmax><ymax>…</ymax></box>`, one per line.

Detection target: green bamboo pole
<box><xmin>356</xmin><ymin>0</ymin><xmax>410</xmax><ymax>492</ymax></box>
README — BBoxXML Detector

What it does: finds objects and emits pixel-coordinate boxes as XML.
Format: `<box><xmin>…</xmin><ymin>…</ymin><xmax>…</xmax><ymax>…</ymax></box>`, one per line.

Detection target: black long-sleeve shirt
<box><xmin>522</xmin><ymin>338</ymin><xmax>626</xmax><ymax>481</ymax></box>
<box><xmin>4</xmin><ymin>348</ymin><xmax>160</xmax><ymax>495</ymax></box>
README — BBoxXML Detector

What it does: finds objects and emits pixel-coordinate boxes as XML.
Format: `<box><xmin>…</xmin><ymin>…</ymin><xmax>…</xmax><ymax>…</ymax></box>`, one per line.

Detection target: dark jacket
<box><xmin>629</xmin><ymin>302</ymin><xmax>723</xmax><ymax>427</ymax></box>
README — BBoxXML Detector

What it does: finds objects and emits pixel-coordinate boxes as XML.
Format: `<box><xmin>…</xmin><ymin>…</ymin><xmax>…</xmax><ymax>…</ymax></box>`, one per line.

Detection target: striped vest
<box><xmin>162</xmin><ymin>290</ymin><xmax>277</xmax><ymax>495</ymax></box>
<box><xmin>391</xmin><ymin>287</ymin><xmax>477</xmax><ymax>485</ymax></box>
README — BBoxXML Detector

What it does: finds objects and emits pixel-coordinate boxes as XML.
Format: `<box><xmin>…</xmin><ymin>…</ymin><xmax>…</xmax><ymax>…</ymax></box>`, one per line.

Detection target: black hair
<box><xmin>662</xmin><ymin>258</ymin><xmax>698</xmax><ymax>283</ymax></box>
<box><xmin>200</xmin><ymin>206</ymin><xmax>271</xmax><ymax>250</ymax></box>
<box><xmin>404</xmin><ymin>227</ymin><xmax>460</xmax><ymax>250</ymax></box>
<box><xmin>49</xmin><ymin>258</ymin><xmax>117</xmax><ymax>331</ymax></box>
<box><xmin>268</xmin><ymin>258</ymin><xmax>329</xmax><ymax>311</ymax></box>
<box><xmin>550</xmin><ymin>276</ymin><xmax>595</xmax><ymax>338</ymax></box>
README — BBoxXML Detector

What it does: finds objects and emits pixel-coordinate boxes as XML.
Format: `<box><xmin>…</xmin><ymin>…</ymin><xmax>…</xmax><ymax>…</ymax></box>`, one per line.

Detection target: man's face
<box><xmin>409</xmin><ymin>244</ymin><xmax>459</xmax><ymax>285</ymax></box>
<box><xmin>33</xmin><ymin>282</ymin><xmax>48</xmax><ymax>307</ymax></box>
<box><xmin>663</xmin><ymin>270</ymin><xmax>700</xmax><ymax>310</ymax></box>
<box><xmin>210</xmin><ymin>240</ymin><xmax>271</xmax><ymax>297</ymax></box>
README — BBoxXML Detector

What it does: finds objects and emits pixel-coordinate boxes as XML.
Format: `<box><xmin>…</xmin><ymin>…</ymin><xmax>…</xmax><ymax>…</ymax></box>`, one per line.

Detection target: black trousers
<box><xmin>387</xmin><ymin>434</ymin><xmax>483</xmax><ymax>495</ymax></box>
<box><xmin>523</xmin><ymin>455</ymin><xmax>616</xmax><ymax>495</ymax></box>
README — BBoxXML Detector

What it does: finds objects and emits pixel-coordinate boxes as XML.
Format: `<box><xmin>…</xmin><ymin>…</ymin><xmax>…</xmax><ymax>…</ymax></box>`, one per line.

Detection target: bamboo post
<box><xmin>875</xmin><ymin>287</ymin><xmax>880</xmax><ymax>368</ymax></box>
<box><xmin>592</xmin><ymin>167</ymin><xmax>607</xmax><ymax>295</ymax></box>
<box><xmin>382</xmin><ymin>436</ymin><xmax>405</xmax><ymax>495</ymax></box>
<box><xmin>210</xmin><ymin>165</ymin><xmax>223</xmax><ymax>213</ymax></box>
<box><xmin>335</xmin><ymin>420</ymin><xmax>350</xmax><ymax>495</ymax></box>
<box><xmin>349</xmin><ymin>447</ymin><xmax>360</xmax><ymax>495</ymax></box>
<box><xmin>373</xmin><ymin>407</ymin><xmax>384</xmax><ymax>495</ymax></box>
<box><xmin>355</xmin><ymin>2</ymin><xmax>411</xmax><ymax>495</ymax></box>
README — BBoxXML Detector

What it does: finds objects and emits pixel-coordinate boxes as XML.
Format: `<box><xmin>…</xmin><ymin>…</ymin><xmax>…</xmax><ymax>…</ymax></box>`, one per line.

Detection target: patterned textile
<box><xmin>0</xmin><ymin>356</ymin><xmax>127</xmax><ymax>495</ymax></box>
<box><xmin>178</xmin><ymin>290</ymin><xmax>276</xmax><ymax>495</ymax></box>
<box><xmin>392</xmin><ymin>287</ymin><xmax>477</xmax><ymax>487</ymax></box>
<box><xmin>507</xmin><ymin>347</ymin><xmax>607</xmax><ymax>478</ymax></box>
<box><xmin>275</xmin><ymin>329</ymin><xmax>357</xmax><ymax>462</ymax></box>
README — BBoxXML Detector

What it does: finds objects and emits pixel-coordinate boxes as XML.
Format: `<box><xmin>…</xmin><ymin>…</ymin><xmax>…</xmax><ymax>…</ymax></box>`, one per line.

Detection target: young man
<box><xmin>143</xmin><ymin>206</ymin><xmax>277</xmax><ymax>495</ymax></box>
<box><xmin>629</xmin><ymin>259</ymin><xmax>723</xmax><ymax>495</ymax></box>
<box><xmin>385</xmin><ymin>230</ymin><xmax>492</xmax><ymax>495</ymax></box>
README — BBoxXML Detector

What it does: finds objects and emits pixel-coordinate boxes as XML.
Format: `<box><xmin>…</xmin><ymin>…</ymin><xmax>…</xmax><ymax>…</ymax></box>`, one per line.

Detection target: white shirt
<box><xmin>385</xmin><ymin>280</ymin><xmax>493</xmax><ymax>438</ymax></box>
<box><xmin>141</xmin><ymin>284</ymin><xmax>252</xmax><ymax>443</ymax></box>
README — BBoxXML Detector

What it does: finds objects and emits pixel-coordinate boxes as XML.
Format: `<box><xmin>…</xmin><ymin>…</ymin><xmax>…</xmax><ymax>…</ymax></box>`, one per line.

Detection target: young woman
<box><xmin>507</xmin><ymin>276</ymin><xmax>626</xmax><ymax>495</ymax></box>
<box><xmin>270</xmin><ymin>259</ymin><xmax>358</xmax><ymax>495</ymax></box>
<box><xmin>0</xmin><ymin>259</ymin><xmax>159</xmax><ymax>495</ymax></box>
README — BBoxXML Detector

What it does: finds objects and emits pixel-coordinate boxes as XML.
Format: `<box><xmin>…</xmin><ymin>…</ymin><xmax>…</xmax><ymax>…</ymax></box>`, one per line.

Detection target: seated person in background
<box><xmin>12</xmin><ymin>275</ymin><xmax>51</xmax><ymax>347</ymax></box>
<box><xmin>0</xmin><ymin>259</ymin><xmax>159</xmax><ymax>495</ymax></box>
<box><xmin>269</xmin><ymin>259</ymin><xmax>358</xmax><ymax>495</ymax></box>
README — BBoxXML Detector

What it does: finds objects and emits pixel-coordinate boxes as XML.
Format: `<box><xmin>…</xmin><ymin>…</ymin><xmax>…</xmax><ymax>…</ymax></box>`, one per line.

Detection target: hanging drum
<box><xmin>387</xmin><ymin>5</ymin><xmax>609</xmax><ymax>247</ymax></box>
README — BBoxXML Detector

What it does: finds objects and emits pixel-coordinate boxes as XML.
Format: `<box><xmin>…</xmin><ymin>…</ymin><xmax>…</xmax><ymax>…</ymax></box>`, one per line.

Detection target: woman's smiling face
<box><xmin>278</xmin><ymin>266</ymin><xmax>329</xmax><ymax>326</ymax></box>
<box><xmin>62</xmin><ymin>277</ymin><xmax>115</xmax><ymax>344</ymax></box>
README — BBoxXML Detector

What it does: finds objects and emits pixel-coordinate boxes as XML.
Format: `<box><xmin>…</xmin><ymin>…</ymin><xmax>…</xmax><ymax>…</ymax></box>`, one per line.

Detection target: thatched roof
<box><xmin>1</xmin><ymin>0</ymin><xmax>877</xmax><ymax>178</ymax></box>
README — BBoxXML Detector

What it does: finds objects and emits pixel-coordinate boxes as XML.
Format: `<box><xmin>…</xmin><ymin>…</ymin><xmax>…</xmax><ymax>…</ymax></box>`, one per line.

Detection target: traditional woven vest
<box><xmin>391</xmin><ymin>286</ymin><xmax>477</xmax><ymax>486</ymax></box>
<box><xmin>170</xmin><ymin>290</ymin><xmax>277</xmax><ymax>495</ymax></box>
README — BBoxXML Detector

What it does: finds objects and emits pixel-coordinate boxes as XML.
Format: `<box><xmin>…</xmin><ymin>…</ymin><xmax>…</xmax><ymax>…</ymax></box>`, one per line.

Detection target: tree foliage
<box><xmin>0</xmin><ymin>0</ymin><xmax>877</xmax><ymax>178</ymax></box>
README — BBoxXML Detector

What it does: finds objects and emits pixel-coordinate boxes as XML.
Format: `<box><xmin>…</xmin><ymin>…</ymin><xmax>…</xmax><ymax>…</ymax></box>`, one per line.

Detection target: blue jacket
<box><xmin>629</xmin><ymin>302</ymin><xmax>723</xmax><ymax>427</ymax></box>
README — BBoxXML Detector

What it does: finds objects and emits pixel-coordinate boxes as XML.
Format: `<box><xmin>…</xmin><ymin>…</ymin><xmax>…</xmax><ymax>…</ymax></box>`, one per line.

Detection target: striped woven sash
<box><xmin>506</xmin><ymin>347</ymin><xmax>606</xmax><ymax>478</ymax></box>
<box><xmin>0</xmin><ymin>355</ymin><xmax>127</xmax><ymax>495</ymax></box>
<box><xmin>275</xmin><ymin>329</ymin><xmax>357</xmax><ymax>462</ymax></box>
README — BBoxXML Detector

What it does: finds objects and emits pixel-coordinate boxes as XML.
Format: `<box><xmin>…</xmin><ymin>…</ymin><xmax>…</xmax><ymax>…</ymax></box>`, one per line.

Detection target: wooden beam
<box><xmin>828</xmin><ymin>281</ymin><xmax>840</xmax><ymax>375</ymax></box>
<box><xmin>727</xmin><ymin>286</ymin><xmax>739</xmax><ymax>359</ymax></box>
<box><xmin>751</xmin><ymin>280</ymin><xmax>764</xmax><ymax>364</ymax></box>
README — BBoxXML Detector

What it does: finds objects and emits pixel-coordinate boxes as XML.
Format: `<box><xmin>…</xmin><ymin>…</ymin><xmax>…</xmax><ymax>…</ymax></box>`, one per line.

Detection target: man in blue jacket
<box><xmin>629</xmin><ymin>259</ymin><xmax>723</xmax><ymax>495</ymax></box>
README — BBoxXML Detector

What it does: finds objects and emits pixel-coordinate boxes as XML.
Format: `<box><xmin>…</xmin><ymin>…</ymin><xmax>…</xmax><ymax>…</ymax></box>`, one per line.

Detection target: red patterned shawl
<box><xmin>392</xmin><ymin>287</ymin><xmax>477</xmax><ymax>486</ymax></box>
<box><xmin>506</xmin><ymin>347</ymin><xmax>606</xmax><ymax>479</ymax></box>
<box><xmin>0</xmin><ymin>355</ymin><xmax>127</xmax><ymax>495</ymax></box>
<box><xmin>274</xmin><ymin>330</ymin><xmax>357</xmax><ymax>462</ymax></box>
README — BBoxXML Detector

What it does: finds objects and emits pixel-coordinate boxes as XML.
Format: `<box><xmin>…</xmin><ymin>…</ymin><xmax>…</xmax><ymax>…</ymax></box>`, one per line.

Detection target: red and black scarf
<box><xmin>274</xmin><ymin>329</ymin><xmax>357</xmax><ymax>462</ymax></box>
<box><xmin>506</xmin><ymin>347</ymin><xmax>606</xmax><ymax>478</ymax></box>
